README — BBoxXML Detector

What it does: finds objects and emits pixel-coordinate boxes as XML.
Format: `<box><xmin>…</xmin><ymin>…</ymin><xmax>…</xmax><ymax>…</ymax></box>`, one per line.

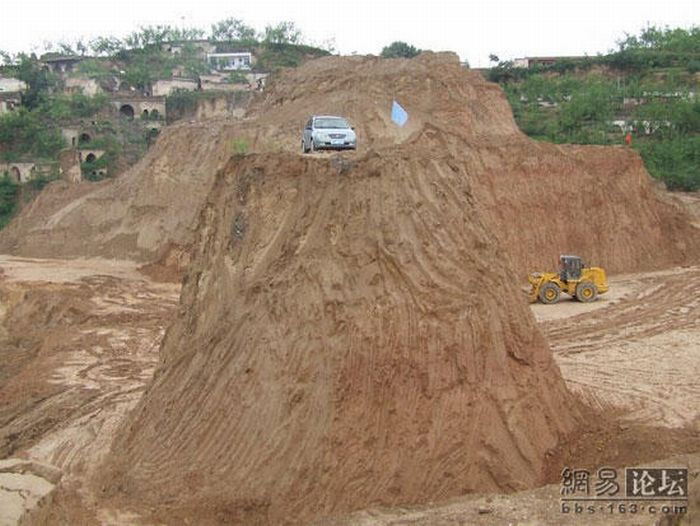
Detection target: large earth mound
<box><xmin>102</xmin><ymin>151</ymin><xmax>581</xmax><ymax>524</ymax></box>
<box><xmin>3</xmin><ymin>53</ymin><xmax>698</xmax><ymax>524</ymax></box>
<box><xmin>1</xmin><ymin>52</ymin><xmax>697</xmax><ymax>273</ymax></box>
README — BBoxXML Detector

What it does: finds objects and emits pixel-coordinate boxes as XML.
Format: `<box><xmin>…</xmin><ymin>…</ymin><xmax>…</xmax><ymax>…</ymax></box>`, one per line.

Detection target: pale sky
<box><xmin>1</xmin><ymin>0</ymin><xmax>697</xmax><ymax>67</ymax></box>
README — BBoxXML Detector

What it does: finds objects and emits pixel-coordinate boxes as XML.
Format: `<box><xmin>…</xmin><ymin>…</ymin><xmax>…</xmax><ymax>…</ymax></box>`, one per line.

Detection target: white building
<box><xmin>206</xmin><ymin>52</ymin><xmax>253</xmax><ymax>71</ymax></box>
<box><xmin>0</xmin><ymin>77</ymin><xmax>27</xmax><ymax>92</ymax></box>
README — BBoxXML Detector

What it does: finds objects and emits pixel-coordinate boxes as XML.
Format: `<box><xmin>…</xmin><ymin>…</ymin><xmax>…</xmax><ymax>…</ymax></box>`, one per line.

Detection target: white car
<box><xmin>302</xmin><ymin>115</ymin><xmax>357</xmax><ymax>153</ymax></box>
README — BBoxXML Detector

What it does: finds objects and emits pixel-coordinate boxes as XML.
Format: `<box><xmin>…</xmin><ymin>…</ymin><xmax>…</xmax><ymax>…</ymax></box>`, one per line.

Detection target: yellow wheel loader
<box><xmin>528</xmin><ymin>255</ymin><xmax>609</xmax><ymax>304</ymax></box>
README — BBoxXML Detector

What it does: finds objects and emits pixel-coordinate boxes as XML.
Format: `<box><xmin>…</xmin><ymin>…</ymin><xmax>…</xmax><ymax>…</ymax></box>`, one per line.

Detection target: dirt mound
<box><xmin>242</xmin><ymin>52</ymin><xmax>520</xmax><ymax>150</ymax></box>
<box><xmin>0</xmin><ymin>120</ymin><xmax>237</xmax><ymax>261</ymax></box>
<box><xmin>137</xmin><ymin>243</ymin><xmax>191</xmax><ymax>283</ymax></box>
<box><xmin>1</xmin><ymin>53</ymin><xmax>697</xmax><ymax>275</ymax></box>
<box><xmin>465</xmin><ymin>142</ymin><xmax>699</xmax><ymax>274</ymax></box>
<box><xmin>0</xmin><ymin>53</ymin><xmax>517</xmax><ymax>263</ymax></box>
<box><xmin>2</xmin><ymin>52</ymin><xmax>698</xmax><ymax>523</ymax></box>
<box><xmin>100</xmin><ymin>152</ymin><xmax>581</xmax><ymax>524</ymax></box>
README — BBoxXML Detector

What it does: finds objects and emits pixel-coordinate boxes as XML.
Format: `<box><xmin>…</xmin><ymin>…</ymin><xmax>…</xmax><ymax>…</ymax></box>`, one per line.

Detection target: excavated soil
<box><xmin>1</xmin><ymin>53</ymin><xmax>699</xmax><ymax>524</ymax></box>
<box><xmin>1</xmin><ymin>53</ymin><xmax>697</xmax><ymax>274</ymax></box>
<box><xmin>0</xmin><ymin>256</ymin><xmax>179</xmax><ymax>524</ymax></box>
<box><xmin>99</xmin><ymin>150</ymin><xmax>581</xmax><ymax>524</ymax></box>
<box><xmin>2</xmin><ymin>260</ymin><xmax>698</xmax><ymax>525</ymax></box>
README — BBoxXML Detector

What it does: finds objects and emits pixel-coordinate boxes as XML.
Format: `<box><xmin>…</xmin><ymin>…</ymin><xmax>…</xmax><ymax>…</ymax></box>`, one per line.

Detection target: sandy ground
<box><xmin>537</xmin><ymin>266</ymin><xmax>700</xmax><ymax>429</ymax></box>
<box><xmin>318</xmin><ymin>450</ymin><xmax>700</xmax><ymax>525</ymax></box>
<box><xmin>0</xmin><ymin>257</ymin><xmax>698</xmax><ymax>524</ymax></box>
<box><xmin>0</xmin><ymin>256</ymin><xmax>179</xmax><ymax>524</ymax></box>
<box><xmin>325</xmin><ymin>266</ymin><xmax>700</xmax><ymax>525</ymax></box>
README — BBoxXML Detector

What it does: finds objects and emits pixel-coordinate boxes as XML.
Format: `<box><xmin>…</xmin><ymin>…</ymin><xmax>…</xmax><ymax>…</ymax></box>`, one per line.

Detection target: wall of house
<box><xmin>206</xmin><ymin>53</ymin><xmax>254</xmax><ymax>71</ymax></box>
<box><xmin>112</xmin><ymin>98</ymin><xmax>167</xmax><ymax>119</ymax></box>
<box><xmin>200</xmin><ymin>81</ymin><xmax>248</xmax><ymax>92</ymax></box>
<box><xmin>0</xmin><ymin>163</ymin><xmax>36</xmax><ymax>183</ymax></box>
<box><xmin>199</xmin><ymin>71</ymin><xmax>267</xmax><ymax>92</ymax></box>
<box><xmin>61</xmin><ymin>128</ymin><xmax>80</xmax><ymax>147</ymax></box>
<box><xmin>162</xmin><ymin>41</ymin><xmax>216</xmax><ymax>59</ymax></box>
<box><xmin>77</xmin><ymin>149</ymin><xmax>105</xmax><ymax>163</ymax></box>
<box><xmin>64</xmin><ymin>77</ymin><xmax>102</xmax><ymax>96</ymax></box>
<box><xmin>0</xmin><ymin>77</ymin><xmax>27</xmax><ymax>92</ymax></box>
<box><xmin>0</xmin><ymin>95</ymin><xmax>21</xmax><ymax>115</ymax></box>
<box><xmin>152</xmin><ymin>78</ymin><xmax>198</xmax><ymax>97</ymax></box>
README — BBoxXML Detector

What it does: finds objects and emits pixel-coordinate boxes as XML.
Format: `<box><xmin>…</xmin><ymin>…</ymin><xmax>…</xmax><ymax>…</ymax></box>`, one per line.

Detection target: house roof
<box><xmin>526</xmin><ymin>55</ymin><xmax>588</xmax><ymax>62</ymax></box>
<box><xmin>207</xmin><ymin>51</ymin><xmax>252</xmax><ymax>57</ymax></box>
<box><xmin>41</xmin><ymin>54</ymin><xmax>86</xmax><ymax>63</ymax></box>
<box><xmin>154</xmin><ymin>77</ymin><xmax>198</xmax><ymax>83</ymax></box>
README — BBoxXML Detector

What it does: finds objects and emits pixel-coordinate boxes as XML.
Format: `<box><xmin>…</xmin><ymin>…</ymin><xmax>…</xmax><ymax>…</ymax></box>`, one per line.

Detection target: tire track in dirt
<box><xmin>537</xmin><ymin>266</ymin><xmax>700</xmax><ymax>428</ymax></box>
<box><xmin>0</xmin><ymin>257</ymin><xmax>180</xmax><ymax>479</ymax></box>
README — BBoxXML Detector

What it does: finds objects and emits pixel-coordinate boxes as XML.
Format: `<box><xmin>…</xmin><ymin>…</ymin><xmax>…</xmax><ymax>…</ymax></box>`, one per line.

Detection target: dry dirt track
<box><xmin>536</xmin><ymin>266</ymin><xmax>700</xmax><ymax>429</ymax></box>
<box><xmin>0</xmin><ymin>258</ymin><xmax>698</xmax><ymax>524</ymax></box>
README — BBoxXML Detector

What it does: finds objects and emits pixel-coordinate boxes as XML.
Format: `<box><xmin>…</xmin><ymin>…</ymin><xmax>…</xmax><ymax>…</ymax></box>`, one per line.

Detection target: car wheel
<box><xmin>302</xmin><ymin>140</ymin><xmax>308</xmax><ymax>154</ymax></box>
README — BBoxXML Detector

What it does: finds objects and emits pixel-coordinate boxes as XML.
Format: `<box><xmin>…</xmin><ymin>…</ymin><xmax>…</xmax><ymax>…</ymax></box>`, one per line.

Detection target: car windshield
<box><xmin>315</xmin><ymin>117</ymin><xmax>350</xmax><ymax>129</ymax></box>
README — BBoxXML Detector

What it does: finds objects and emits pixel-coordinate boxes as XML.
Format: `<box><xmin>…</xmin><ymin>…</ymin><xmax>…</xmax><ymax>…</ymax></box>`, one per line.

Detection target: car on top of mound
<box><xmin>302</xmin><ymin>115</ymin><xmax>357</xmax><ymax>153</ymax></box>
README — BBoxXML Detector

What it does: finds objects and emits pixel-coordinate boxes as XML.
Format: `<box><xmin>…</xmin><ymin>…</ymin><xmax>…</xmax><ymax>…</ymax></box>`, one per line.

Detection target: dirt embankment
<box><xmin>100</xmin><ymin>152</ymin><xmax>581</xmax><ymax>524</ymax></box>
<box><xmin>2</xmin><ymin>52</ymin><xmax>696</xmax><ymax>274</ymax></box>
<box><xmin>4</xmin><ymin>258</ymin><xmax>699</xmax><ymax>525</ymax></box>
<box><xmin>2</xmin><ymin>52</ymin><xmax>699</xmax><ymax>524</ymax></box>
<box><xmin>0</xmin><ymin>259</ymin><xmax>178</xmax><ymax>465</ymax></box>
<box><xmin>0</xmin><ymin>120</ymin><xmax>237</xmax><ymax>262</ymax></box>
<box><xmin>0</xmin><ymin>257</ymin><xmax>179</xmax><ymax>524</ymax></box>
<box><xmin>465</xmin><ymin>142</ymin><xmax>698</xmax><ymax>274</ymax></box>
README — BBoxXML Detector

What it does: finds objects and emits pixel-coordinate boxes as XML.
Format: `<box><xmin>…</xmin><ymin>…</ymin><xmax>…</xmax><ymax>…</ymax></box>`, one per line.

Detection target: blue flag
<box><xmin>391</xmin><ymin>100</ymin><xmax>408</xmax><ymax>127</ymax></box>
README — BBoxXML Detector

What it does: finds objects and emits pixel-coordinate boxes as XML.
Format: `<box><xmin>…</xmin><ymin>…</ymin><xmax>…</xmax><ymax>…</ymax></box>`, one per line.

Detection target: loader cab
<box><xmin>559</xmin><ymin>255</ymin><xmax>584</xmax><ymax>282</ymax></box>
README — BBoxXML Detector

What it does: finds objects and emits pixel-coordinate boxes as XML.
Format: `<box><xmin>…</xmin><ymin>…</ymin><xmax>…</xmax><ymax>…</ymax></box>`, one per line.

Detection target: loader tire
<box><xmin>575</xmin><ymin>281</ymin><xmax>597</xmax><ymax>303</ymax></box>
<box><xmin>539</xmin><ymin>282</ymin><xmax>561</xmax><ymax>304</ymax></box>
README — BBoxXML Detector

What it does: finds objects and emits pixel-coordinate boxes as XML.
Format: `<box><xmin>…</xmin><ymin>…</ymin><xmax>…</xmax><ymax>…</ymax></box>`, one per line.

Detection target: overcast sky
<box><xmin>2</xmin><ymin>0</ymin><xmax>697</xmax><ymax>67</ymax></box>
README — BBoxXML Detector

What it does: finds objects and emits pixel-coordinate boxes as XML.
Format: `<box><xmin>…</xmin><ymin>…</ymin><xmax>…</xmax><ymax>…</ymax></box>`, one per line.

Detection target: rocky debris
<box><xmin>0</xmin><ymin>458</ymin><xmax>61</xmax><ymax>525</ymax></box>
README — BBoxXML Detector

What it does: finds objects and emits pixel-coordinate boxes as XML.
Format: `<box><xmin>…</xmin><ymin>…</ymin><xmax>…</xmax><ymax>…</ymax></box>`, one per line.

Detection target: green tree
<box><xmin>0</xmin><ymin>109</ymin><xmax>40</xmax><ymax>157</ymax></box>
<box><xmin>228</xmin><ymin>71</ymin><xmax>248</xmax><ymax>84</ymax></box>
<box><xmin>380</xmin><ymin>41</ymin><xmax>421</xmax><ymax>58</ymax></box>
<box><xmin>122</xmin><ymin>63</ymin><xmax>152</xmax><ymax>90</ymax></box>
<box><xmin>34</xmin><ymin>129</ymin><xmax>65</xmax><ymax>158</ymax></box>
<box><xmin>557</xmin><ymin>79</ymin><xmax>615</xmax><ymax>133</ymax></box>
<box><xmin>15</xmin><ymin>54</ymin><xmax>56</xmax><ymax>109</ymax></box>
<box><xmin>262</xmin><ymin>22</ymin><xmax>303</xmax><ymax>45</ymax></box>
<box><xmin>0</xmin><ymin>50</ymin><xmax>12</xmax><ymax>65</ymax></box>
<box><xmin>210</xmin><ymin>18</ymin><xmax>257</xmax><ymax>43</ymax></box>
<box><xmin>90</xmin><ymin>36</ymin><xmax>124</xmax><ymax>56</ymax></box>
<box><xmin>0</xmin><ymin>174</ymin><xmax>19</xmax><ymax>228</ymax></box>
<box><xmin>637</xmin><ymin>136</ymin><xmax>700</xmax><ymax>191</ymax></box>
<box><xmin>124</xmin><ymin>25</ymin><xmax>204</xmax><ymax>49</ymax></box>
